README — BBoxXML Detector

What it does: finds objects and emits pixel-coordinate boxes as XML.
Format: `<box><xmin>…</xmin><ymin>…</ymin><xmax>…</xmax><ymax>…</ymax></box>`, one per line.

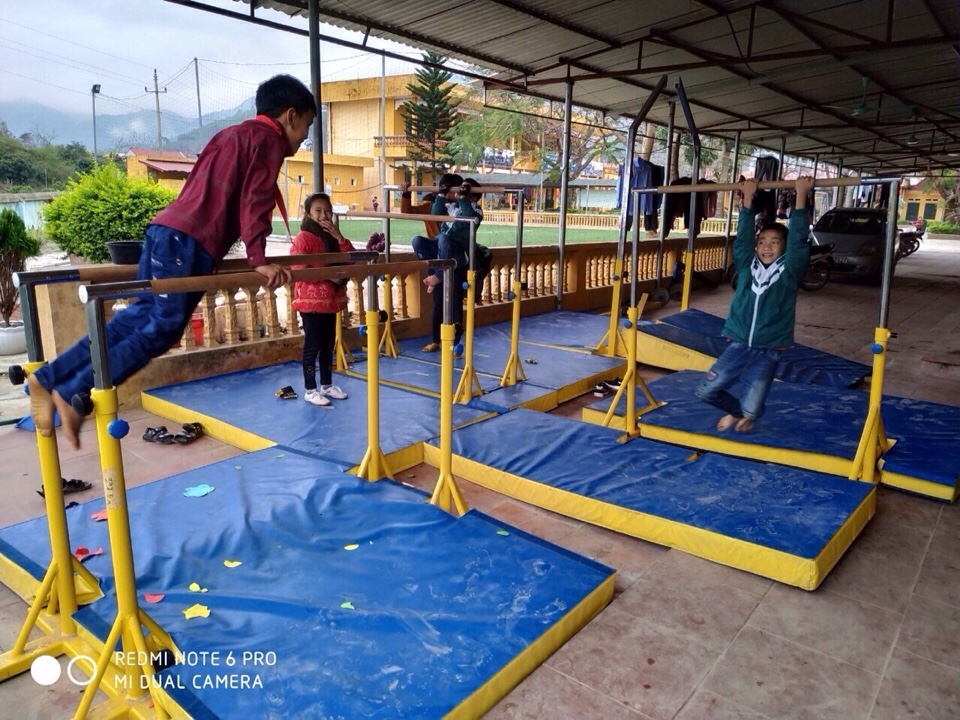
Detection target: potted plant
<box><xmin>43</xmin><ymin>163</ymin><xmax>176</xmax><ymax>264</ymax></box>
<box><xmin>0</xmin><ymin>209</ymin><xmax>42</xmax><ymax>355</ymax></box>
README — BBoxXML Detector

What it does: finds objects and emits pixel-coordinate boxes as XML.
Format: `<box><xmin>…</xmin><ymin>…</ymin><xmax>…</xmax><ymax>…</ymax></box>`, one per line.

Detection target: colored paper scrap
<box><xmin>343</xmin><ymin>543</ymin><xmax>359</xmax><ymax>551</ymax></box>
<box><xmin>183</xmin><ymin>484</ymin><xmax>215</xmax><ymax>498</ymax></box>
<box><xmin>144</xmin><ymin>593</ymin><xmax>164</xmax><ymax>604</ymax></box>
<box><xmin>223</xmin><ymin>560</ymin><xmax>242</xmax><ymax>568</ymax></box>
<box><xmin>74</xmin><ymin>546</ymin><xmax>103</xmax><ymax>562</ymax></box>
<box><xmin>90</xmin><ymin>509</ymin><xmax>108</xmax><ymax>522</ymax></box>
<box><xmin>340</xmin><ymin>601</ymin><xmax>355</xmax><ymax>610</ymax></box>
<box><xmin>496</xmin><ymin>529</ymin><xmax>510</xmax><ymax>536</ymax></box>
<box><xmin>183</xmin><ymin>603</ymin><xmax>210</xmax><ymax>620</ymax></box>
<box><xmin>188</xmin><ymin>582</ymin><xmax>208</xmax><ymax>593</ymax></box>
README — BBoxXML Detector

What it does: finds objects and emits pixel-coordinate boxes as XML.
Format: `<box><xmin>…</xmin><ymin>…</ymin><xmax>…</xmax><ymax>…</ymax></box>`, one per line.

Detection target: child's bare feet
<box><xmin>423</xmin><ymin>275</ymin><xmax>440</xmax><ymax>293</ymax></box>
<box><xmin>51</xmin><ymin>390</ymin><xmax>83</xmax><ymax>449</ymax></box>
<box><xmin>716</xmin><ymin>414</ymin><xmax>738</xmax><ymax>431</ymax></box>
<box><xmin>734</xmin><ymin>417</ymin><xmax>754</xmax><ymax>432</ymax></box>
<box><xmin>27</xmin><ymin>374</ymin><xmax>55</xmax><ymax>437</ymax></box>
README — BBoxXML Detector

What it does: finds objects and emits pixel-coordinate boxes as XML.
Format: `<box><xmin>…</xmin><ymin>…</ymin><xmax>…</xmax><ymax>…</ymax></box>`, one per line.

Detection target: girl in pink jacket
<box><xmin>291</xmin><ymin>193</ymin><xmax>355</xmax><ymax>406</ymax></box>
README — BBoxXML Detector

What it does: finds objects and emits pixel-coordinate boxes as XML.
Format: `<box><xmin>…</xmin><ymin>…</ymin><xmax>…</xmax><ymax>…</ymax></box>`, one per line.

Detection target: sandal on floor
<box><xmin>421</xmin><ymin>342</ymin><xmax>440</xmax><ymax>353</ymax></box>
<box><xmin>275</xmin><ymin>385</ymin><xmax>298</xmax><ymax>400</ymax></box>
<box><xmin>174</xmin><ymin>422</ymin><xmax>203</xmax><ymax>445</ymax></box>
<box><xmin>37</xmin><ymin>478</ymin><xmax>93</xmax><ymax>498</ymax></box>
<box><xmin>143</xmin><ymin>426</ymin><xmax>175</xmax><ymax>444</ymax></box>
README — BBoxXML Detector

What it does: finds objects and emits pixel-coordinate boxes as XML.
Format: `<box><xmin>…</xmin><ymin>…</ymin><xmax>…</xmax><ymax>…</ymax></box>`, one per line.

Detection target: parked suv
<box><xmin>810</xmin><ymin>207</ymin><xmax>897</xmax><ymax>282</ymax></box>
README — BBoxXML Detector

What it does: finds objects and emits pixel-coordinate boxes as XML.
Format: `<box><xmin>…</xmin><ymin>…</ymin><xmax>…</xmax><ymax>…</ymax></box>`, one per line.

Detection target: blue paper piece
<box><xmin>16</xmin><ymin>411</ymin><xmax>61</xmax><ymax>432</ymax></box>
<box><xmin>183</xmin><ymin>484</ymin><xmax>215</xmax><ymax>498</ymax></box>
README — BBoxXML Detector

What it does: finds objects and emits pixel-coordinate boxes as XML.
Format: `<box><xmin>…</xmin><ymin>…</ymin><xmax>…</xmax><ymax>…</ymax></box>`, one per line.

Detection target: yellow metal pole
<box><xmin>454</xmin><ymin>269</ymin><xmax>483</xmax><ymax>404</ymax></box>
<box><xmin>596</xmin><ymin>259</ymin><xmax>625</xmax><ymax>357</ymax></box>
<box><xmin>430</xmin><ymin>322</ymin><xmax>468</xmax><ymax>515</ymax></box>
<box><xmin>860</xmin><ymin>327</ymin><xmax>891</xmax><ymax>483</ymax></box>
<box><xmin>334</xmin><ymin>310</ymin><xmax>354</xmax><ymax>371</ymax></box>
<box><xmin>624</xmin><ymin>305</ymin><xmax>638</xmax><ymax>434</ymax></box>
<box><xmin>378</xmin><ymin>274</ymin><xmax>400</xmax><ymax>358</ymax></box>
<box><xmin>357</xmin><ymin>308</ymin><xmax>391</xmax><ymax>481</ymax></box>
<box><xmin>499</xmin><ymin>280</ymin><xmax>527</xmax><ymax>387</ymax></box>
<box><xmin>25</xmin><ymin>361</ymin><xmax>78</xmax><ymax>635</ymax></box>
<box><xmin>681</xmin><ymin>249</ymin><xmax>694</xmax><ymax>311</ymax></box>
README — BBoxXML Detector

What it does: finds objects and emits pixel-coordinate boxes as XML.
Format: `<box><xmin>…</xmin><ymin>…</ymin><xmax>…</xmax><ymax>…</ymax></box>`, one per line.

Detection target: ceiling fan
<box><xmin>821</xmin><ymin>75</ymin><xmax>877</xmax><ymax>117</ymax></box>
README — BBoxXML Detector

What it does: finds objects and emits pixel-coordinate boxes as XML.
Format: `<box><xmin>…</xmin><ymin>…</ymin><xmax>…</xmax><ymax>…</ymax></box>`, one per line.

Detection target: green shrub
<box><xmin>0</xmin><ymin>208</ymin><xmax>42</xmax><ymax>326</ymax></box>
<box><xmin>43</xmin><ymin>164</ymin><xmax>176</xmax><ymax>263</ymax></box>
<box><xmin>925</xmin><ymin>220</ymin><xmax>960</xmax><ymax>235</ymax></box>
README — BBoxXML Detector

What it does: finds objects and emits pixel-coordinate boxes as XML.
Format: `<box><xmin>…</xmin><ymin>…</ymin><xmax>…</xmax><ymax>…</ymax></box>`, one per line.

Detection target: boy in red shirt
<box><xmin>28</xmin><ymin>74</ymin><xmax>316</xmax><ymax>448</ymax></box>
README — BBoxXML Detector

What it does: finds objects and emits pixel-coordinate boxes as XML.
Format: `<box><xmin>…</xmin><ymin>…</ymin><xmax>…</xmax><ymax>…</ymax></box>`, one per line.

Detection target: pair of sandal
<box><xmin>37</xmin><ymin>478</ymin><xmax>92</xmax><ymax>498</ymax></box>
<box><xmin>142</xmin><ymin>423</ymin><xmax>203</xmax><ymax>445</ymax></box>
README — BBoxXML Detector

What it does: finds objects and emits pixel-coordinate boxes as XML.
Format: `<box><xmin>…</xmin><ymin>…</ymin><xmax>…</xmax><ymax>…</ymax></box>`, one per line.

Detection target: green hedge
<box><xmin>925</xmin><ymin>220</ymin><xmax>960</xmax><ymax>235</ymax></box>
<box><xmin>43</xmin><ymin>164</ymin><xmax>177</xmax><ymax>263</ymax></box>
<box><xmin>0</xmin><ymin>208</ymin><xmax>42</xmax><ymax>325</ymax></box>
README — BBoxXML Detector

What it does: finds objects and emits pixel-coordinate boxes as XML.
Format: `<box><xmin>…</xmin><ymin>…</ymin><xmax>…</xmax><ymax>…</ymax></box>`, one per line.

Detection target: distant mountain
<box><xmin>0</xmin><ymin>97</ymin><xmax>256</xmax><ymax>154</ymax></box>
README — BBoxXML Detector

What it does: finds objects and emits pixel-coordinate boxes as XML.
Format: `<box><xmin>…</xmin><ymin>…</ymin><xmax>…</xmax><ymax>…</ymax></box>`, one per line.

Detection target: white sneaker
<box><xmin>320</xmin><ymin>385</ymin><xmax>348</xmax><ymax>400</ymax></box>
<box><xmin>304</xmin><ymin>389</ymin><xmax>331</xmax><ymax>407</ymax></box>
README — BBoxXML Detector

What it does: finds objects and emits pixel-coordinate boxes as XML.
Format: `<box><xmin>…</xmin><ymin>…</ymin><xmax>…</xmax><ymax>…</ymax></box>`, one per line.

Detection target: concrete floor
<box><xmin>1</xmin><ymin>239</ymin><xmax>959</xmax><ymax>719</ymax></box>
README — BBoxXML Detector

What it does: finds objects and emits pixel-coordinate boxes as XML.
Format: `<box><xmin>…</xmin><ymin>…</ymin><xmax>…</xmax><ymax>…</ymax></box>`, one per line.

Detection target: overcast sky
<box><xmin>0</xmin><ymin>0</ymin><xmax>429</xmax><ymax>117</ymax></box>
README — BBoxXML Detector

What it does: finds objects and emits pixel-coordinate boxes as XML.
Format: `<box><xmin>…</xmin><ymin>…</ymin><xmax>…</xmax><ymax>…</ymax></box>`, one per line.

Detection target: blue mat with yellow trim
<box><xmin>0</xmin><ymin>449</ymin><xmax>613</xmax><ymax>719</ymax></box>
<box><xmin>432</xmin><ymin>409</ymin><xmax>874</xmax><ymax>589</ymax></box>
<box><xmin>641</xmin><ymin>308</ymin><xmax>870</xmax><ymax>388</ymax></box>
<box><xmin>602</xmin><ymin>371</ymin><xmax>960</xmax><ymax>500</ymax></box>
<box><xmin>143</xmin><ymin>363</ymin><xmax>490</xmax><ymax>467</ymax></box>
<box><xmin>350</xmin><ymin>354</ymin><xmax>502</xmax><ymax>396</ymax></box>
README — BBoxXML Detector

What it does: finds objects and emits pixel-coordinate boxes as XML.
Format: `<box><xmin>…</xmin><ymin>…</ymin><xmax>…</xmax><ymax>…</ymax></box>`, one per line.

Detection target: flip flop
<box><xmin>421</xmin><ymin>342</ymin><xmax>440</xmax><ymax>353</ymax></box>
<box><xmin>174</xmin><ymin>423</ymin><xmax>203</xmax><ymax>445</ymax></box>
<box><xmin>142</xmin><ymin>426</ymin><xmax>175</xmax><ymax>444</ymax></box>
<box><xmin>37</xmin><ymin>478</ymin><xmax>93</xmax><ymax>498</ymax></box>
<box><xmin>275</xmin><ymin>385</ymin><xmax>298</xmax><ymax>400</ymax></box>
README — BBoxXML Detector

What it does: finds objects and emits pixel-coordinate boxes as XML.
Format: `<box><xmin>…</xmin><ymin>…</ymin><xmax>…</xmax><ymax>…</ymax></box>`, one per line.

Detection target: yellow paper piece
<box><xmin>223</xmin><ymin>560</ymin><xmax>243</xmax><ymax>568</ymax></box>
<box><xmin>341</xmin><ymin>601</ymin><xmax>355</xmax><ymax>610</ymax></box>
<box><xmin>343</xmin><ymin>543</ymin><xmax>359</xmax><ymax>551</ymax></box>
<box><xmin>188</xmin><ymin>582</ymin><xmax>208</xmax><ymax>593</ymax></box>
<box><xmin>183</xmin><ymin>603</ymin><xmax>210</xmax><ymax>620</ymax></box>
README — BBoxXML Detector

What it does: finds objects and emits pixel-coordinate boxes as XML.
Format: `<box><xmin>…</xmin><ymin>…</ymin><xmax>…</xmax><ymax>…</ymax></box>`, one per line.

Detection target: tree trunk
<box><xmin>640</xmin><ymin>123</ymin><xmax>655</xmax><ymax>162</ymax></box>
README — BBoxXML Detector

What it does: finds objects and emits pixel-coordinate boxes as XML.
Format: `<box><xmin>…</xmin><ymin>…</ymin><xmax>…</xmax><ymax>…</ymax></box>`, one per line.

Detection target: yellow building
<box><xmin>125</xmin><ymin>149</ymin><xmax>195</xmax><ymax>194</ymax></box>
<box><xmin>281</xmin><ymin>151</ymin><xmax>374</xmax><ymax>216</ymax></box>
<box><xmin>901</xmin><ymin>181</ymin><xmax>944</xmax><ymax>223</ymax></box>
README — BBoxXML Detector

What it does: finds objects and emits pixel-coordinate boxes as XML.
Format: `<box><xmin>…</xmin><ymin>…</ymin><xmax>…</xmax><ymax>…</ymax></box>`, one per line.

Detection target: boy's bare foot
<box><xmin>51</xmin><ymin>390</ymin><xmax>83</xmax><ymax>449</ymax></box>
<box><xmin>423</xmin><ymin>275</ymin><xmax>440</xmax><ymax>293</ymax></box>
<box><xmin>27</xmin><ymin>374</ymin><xmax>55</xmax><ymax>437</ymax></box>
<box><xmin>716</xmin><ymin>414</ymin><xmax>738</xmax><ymax>431</ymax></box>
<box><xmin>734</xmin><ymin>417</ymin><xmax>754</xmax><ymax>432</ymax></box>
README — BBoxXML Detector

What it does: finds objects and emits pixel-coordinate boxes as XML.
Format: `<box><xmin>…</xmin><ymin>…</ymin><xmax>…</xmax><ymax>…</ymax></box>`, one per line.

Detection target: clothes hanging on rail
<box><xmin>664</xmin><ymin>177</ymin><xmax>717</xmax><ymax>234</ymax></box>
<box><xmin>616</xmin><ymin>158</ymin><xmax>664</xmax><ymax>222</ymax></box>
<box><xmin>752</xmin><ymin>155</ymin><xmax>780</xmax><ymax>220</ymax></box>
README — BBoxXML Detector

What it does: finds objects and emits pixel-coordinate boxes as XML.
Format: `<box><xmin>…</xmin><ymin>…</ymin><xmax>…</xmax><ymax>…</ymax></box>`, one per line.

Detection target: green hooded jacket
<box><xmin>721</xmin><ymin>207</ymin><xmax>810</xmax><ymax>348</ymax></box>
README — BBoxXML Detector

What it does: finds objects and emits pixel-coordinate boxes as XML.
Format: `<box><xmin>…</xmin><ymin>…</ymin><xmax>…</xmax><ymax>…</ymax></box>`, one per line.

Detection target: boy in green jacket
<box><xmin>696</xmin><ymin>175</ymin><xmax>814</xmax><ymax>432</ymax></box>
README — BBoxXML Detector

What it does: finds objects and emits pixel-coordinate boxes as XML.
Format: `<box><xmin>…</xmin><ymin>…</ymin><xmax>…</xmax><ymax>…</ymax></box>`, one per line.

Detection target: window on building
<box><xmin>334</xmin><ymin>178</ymin><xmax>341</xmax><ymax>185</ymax></box>
<box><xmin>350</xmin><ymin>178</ymin><xmax>357</xmax><ymax>186</ymax></box>
<box><xmin>923</xmin><ymin>203</ymin><xmax>938</xmax><ymax>220</ymax></box>
<box><xmin>905</xmin><ymin>201</ymin><xmax>919</xmax><ymax>221</ymax></box>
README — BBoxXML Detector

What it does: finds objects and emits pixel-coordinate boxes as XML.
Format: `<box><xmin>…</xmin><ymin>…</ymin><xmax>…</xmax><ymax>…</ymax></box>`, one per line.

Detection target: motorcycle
<box><xmin>727</xmin><ymin>240</ymin><xmax>835</xmax><ymax>293</ymax></box>
<box><xmin>897</xmin><ymin>227</ymin><xmax>924</xmax><ymax>259</ymax></box>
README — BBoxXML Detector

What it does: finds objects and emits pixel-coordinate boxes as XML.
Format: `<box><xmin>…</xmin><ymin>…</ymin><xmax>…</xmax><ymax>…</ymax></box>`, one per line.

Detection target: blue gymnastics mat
<box><xmin>427</xmin><ymin>409</ymin><xmax>874</xmax><ymax>590</ymax></box>
<box><xmin>627</xmin><ymin>371</ymin><xmax>960</xmax><ymax>501</ymax></box>
<box><xmin>142</xmin><ymin>362</ymin><xmax>491</xmax><ymax>470</ymax></box>
<box><xmin>471</xmin><ymin>312</ymin><xmax>611</xmax><ymax>351</ymax></box>
<box><xmin>397</xmin><ymin>328</ymin><xmax>624</xmax><ymax>400</ymax></box>
<box><xmin>640</xmin><ymin>308</ymin><xmax>870</xmax><ymax>388</ymax></box>
<box><xmin>0</xmin><ymin>449</ymin><xmax>614</xmax><ymax>719</ymax></box>
<box><xmin>349</xmin><ymin>354</ymin><xmax>502</xmax><ymax>396</ymax></box>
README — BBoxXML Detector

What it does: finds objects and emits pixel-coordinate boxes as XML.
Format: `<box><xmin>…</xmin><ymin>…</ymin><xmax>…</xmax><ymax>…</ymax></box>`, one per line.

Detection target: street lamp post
<box><xmin>91</xmin><ymin>84</ymin><xmax>101</xmax><ymax>157</ymax></box>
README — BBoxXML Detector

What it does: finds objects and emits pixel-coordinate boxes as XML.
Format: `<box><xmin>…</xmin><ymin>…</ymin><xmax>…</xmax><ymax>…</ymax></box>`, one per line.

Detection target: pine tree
<box><xmin>402</xmin><ymin>52</ymin><xmax>460</xmax><ymax>182</ymax></box>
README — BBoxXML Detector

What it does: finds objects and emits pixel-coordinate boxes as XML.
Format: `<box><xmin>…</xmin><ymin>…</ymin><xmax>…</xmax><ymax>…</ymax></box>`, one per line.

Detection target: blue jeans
<box><xmin>411</xmin><ymin>234</ymin><xmax>466</xmax><ymax>343</ymax></box>
<box><xmin>33</xmin><ymin>225</ymin><xmax>216</xmax><ymax>401</ymax></box>
<box><xmin>695</xmin><ymin>341</ymin><xmax>781</xmax><ymax>420</ymax></box>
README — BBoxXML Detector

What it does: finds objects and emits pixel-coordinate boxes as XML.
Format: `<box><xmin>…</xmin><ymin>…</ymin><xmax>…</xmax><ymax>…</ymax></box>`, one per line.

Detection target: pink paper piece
<box><xmin>143</xmin><ymin>592</ymin><xmax>164</xmax><ymax>604</ymax></box>
<box><xmin>74</xmin><ymin>546</ymin><xmax>104</xmax><ymax>562</ymax></box>
<box><xmin>90</xmin><ymin>509</ymin><xmax>108</xmax><ymax>522</ymax></box>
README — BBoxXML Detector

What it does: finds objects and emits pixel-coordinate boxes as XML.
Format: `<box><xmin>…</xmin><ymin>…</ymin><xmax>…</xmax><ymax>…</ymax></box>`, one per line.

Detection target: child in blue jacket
<box><xmin>696</xmin><ymin>176</ymin><xmax>814</xmax><ymax>432</ymax></box>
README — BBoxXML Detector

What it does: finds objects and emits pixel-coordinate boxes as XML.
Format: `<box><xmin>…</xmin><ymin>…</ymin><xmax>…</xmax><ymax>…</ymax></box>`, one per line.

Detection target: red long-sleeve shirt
<box><xmin>151</xmin><ymin>116</ymin><xmax>289</xmax><ymax>268</ymax></box>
